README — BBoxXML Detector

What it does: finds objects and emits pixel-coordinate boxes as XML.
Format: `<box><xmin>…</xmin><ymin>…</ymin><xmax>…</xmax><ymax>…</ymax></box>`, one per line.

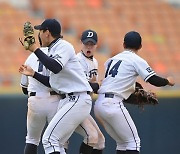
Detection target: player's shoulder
<box><xmin>93</xmin><ymin>57</ymin><xmax>98</xmax><ymax>64</ymax></box>
<box><xmin>25</xmin><ymin>47</ymin><xmax>48</xmax><ymax>63</ymax></box>
<box><xmin>40</xmin><ymin>47</ymin><xmax>48</xmax><ymax>54</ymax></box>
<box><xmin>108</xmin><ymin>50</ymin><xmax>147</xmax><ymax>67</ymax></box>
<box><xmin>76</xmin><ymin>52</ymin><xmax>86</xmax><ymax>60</ymax></box>
<box><xmin>121</xmin><ymin>50</ymin><xmax>146</xmax><ymax>62</ymax></box>
<box><xmin>25</xmin><ymin>53</ymin><xmax>37</xmax><ymax>64</ymax></box>
<box><xmin>76</xmin><ymin>52</ymin><xmax>82</xmax><ymax>57</ymax></box>
<box><xmin>133</xmin><ymin>52</ymin><xmax>147</xmax><ymax>63</ymax></box>
<box><xmin>55</xmin><ymin>39</ymin><xmax>75</xmax><ymax>54</ymax></box>
<box><xmin>59</xmin><ymin>39</ymin><xmax>74</xmax><ymax>47</ymax></box>
<box><xmin>76</xmin><ymin>52</ymin><xmax>86</xmax><ymax>64</ymax></box>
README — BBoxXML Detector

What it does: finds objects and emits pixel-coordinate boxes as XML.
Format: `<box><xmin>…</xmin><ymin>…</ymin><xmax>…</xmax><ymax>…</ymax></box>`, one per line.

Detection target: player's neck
<box><xmin>125</xmin><ymin>48</ymin><xmax>138</xmax><ymax>53</ymax></box>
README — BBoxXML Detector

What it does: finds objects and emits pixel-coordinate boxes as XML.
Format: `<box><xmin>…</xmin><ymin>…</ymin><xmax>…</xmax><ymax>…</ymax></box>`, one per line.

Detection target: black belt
<box><xmin>60</xmin><ymin>91</ymin><xmax>91</xmax><ymax>99</ymax></box>
<box><xmin>105</xmin><ymin>93</ymin><xmax>114</xmax><ymax>98</ymax></box>
<box><xmin>29</xmin><ymin>91</ymin><xmax>58</xmax><ymax>97</ymax></box>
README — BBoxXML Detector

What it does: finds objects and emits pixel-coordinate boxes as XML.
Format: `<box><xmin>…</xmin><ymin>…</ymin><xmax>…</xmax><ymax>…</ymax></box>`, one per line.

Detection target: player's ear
<box><xmin>139</xmin><ymin>44</ymin><xmax>142</xmax><ymax>50</ymax></box>
<box><xmin>123</xmin><ymin>42</ymin><xmax>126</xmax><ymax>48</ymax></box>
<box><xmin>44</xmin><ymin>30</ymin><xmax>50</xmax><ymax>38</ymax></box>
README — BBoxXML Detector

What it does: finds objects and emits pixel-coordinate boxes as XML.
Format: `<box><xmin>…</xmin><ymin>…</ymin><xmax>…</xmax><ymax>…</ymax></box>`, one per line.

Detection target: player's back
<box><xmin>98</xmin><ymin>50</ymin><xmax>142</xmax><ymax>99</ymax></box>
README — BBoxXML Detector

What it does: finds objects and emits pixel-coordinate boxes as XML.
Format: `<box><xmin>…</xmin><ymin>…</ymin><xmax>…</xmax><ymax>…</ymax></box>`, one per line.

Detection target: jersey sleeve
<box><xmin>20</xmin><ymin>74</ymin><xmax>28</xmax><ymax>88</ymax></box>
<box><xmin>20</xmin><ymin>55</ymin><xmax>31</xmax><ymax>88</ymax></box>
<box><xmin>133</xmin><ymin>57</ymin><xmax>156</xmax><ymax>82</ymax></box>
<box><xmin>52</xmin><ymin>43</ymin><xmax>74</xmax><ymax>67</ymax></box>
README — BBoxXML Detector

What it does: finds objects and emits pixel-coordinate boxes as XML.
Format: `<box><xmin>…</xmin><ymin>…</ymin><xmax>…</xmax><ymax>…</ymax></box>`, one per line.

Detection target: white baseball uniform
<box><xmin>77</xmin><ymin>52</ymin><xmax>98</xmax><ymax>81</ymax></box>
<box><xmin>41</xmin><ymin>39</ymin><xmax>93</xmax><ymax>154</ymax></box>
<box><xmin>20</xmin><ymin>47</ymin><xmax>61</xmax><ymax>147</ymax></box>
<box><xmin>75</xmin><ymin>52</ymin><xmax>105</xmax><ymax>149</ymax></box>
<box><xmin>94</xmin><ymin>50</ymin><xmax>156</xmax><ymax>151</ymax></box>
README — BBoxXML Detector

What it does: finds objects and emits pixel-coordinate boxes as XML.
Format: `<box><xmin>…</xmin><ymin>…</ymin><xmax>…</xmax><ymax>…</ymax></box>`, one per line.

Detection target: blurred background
<box><xmin>0</xmin><ymin>0</ymin><xmax>180</xmax><ymax>154</ymax></box>
<box><xmin>0</xmin><ymin>0</ymin><xmax>180</xmax><ymax>95</ymax></box>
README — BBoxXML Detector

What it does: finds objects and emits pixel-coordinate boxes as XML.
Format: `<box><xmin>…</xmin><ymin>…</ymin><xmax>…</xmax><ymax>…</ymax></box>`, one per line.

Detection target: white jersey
<box><xmin>20</xmin><ymin>47</ymin><xmax>51</xmax><ymax>93</ymax></box>
<box><xmin>98</xmin><ymin>50</ymin><xmax>156</xmax><ymax>99</ymax></box>
<box><xmin>47</xmin><ymin>39</ymin><xmax>92</xmax><ymax>93</ymax></box>
<box><xmin>76</xmin><ymin>52</ymin><xmax>98</xmax><ymax>82</ymax></box>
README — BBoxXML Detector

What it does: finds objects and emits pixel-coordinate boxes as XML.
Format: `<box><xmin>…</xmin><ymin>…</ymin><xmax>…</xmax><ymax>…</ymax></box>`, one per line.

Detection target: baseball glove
<box><xmin>123</xmin><ymin>82</ymin><xmax>158</xmax><ymax>108</ymax></box>
<box><xmin>19</xmin><ymin>21</ymin><xmax>35</xmax><ymax>50</ymax></box>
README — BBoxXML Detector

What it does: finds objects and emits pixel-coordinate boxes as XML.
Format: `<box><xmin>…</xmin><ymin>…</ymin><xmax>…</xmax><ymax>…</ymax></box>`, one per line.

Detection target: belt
<box><xmin>105</xmin><ymin>93</ymin><xmax>114</xmax><ymax>98</ymax></box>
<box><xmin>60</xmin><ymin>91</ymin><xmax>91</xmax><ymax>99</ymax></box>
<box><xmin>29</xmin><ymin>91</ymin><xmax>58</xmax><ymax>97</ymax></box>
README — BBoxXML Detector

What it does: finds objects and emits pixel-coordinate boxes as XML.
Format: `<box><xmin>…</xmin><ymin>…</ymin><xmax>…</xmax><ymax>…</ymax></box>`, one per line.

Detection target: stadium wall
<box><xmin>0</xmin><ymin>95</ymin><xmax>179</xmax><ymax>154</ymax></box>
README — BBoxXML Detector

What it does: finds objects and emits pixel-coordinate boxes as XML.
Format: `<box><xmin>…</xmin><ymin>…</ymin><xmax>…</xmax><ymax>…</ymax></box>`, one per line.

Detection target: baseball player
<box><xmin>74</xmin><ymin>29</ymin><xmax>105</xmax><ymax>154</ymax></box>
<box><xmin>19</xmin><ymin>18</ymin><xmax>93</xmax><ymax>154</ymax></box>
<box><xmin>20</xmin><ymin>47</ymin><xmax>66</xmax><ymax>154</ymax></box>
<box><xmin>94</xmin><ymin>31</ymin><xmax>175</xmax><ymax>154</ymax></box>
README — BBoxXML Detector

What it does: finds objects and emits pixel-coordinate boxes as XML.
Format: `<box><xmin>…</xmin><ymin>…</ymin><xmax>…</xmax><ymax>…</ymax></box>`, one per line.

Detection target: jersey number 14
<box><xmin>105</xmin><ymin>60</ymin><xmax>122</xmax><ymax>78</ymax></box>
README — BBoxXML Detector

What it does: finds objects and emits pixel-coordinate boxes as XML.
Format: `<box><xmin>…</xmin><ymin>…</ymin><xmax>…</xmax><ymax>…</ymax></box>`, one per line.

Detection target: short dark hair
<box><xmin>124</xmin><ymin>31</ymin><xmax>142</xmax><ymax>50</ymax></box>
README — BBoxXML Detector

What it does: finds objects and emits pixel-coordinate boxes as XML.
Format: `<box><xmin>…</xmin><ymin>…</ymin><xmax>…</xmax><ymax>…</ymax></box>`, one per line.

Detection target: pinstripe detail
<box><xmin>144</xmin><ymin>72</ymin><xmax>156</xmax><ymax>81</ymax></box>
<box><xmin>80</xmin><ymin>124</ymin><xmax>89</xmax><ymax>145</ymax></box>
<box><xmin>48</xmin><ymin>38</ymin><xmax>61</xmax><ymax>51</ymax></box>
<box><xmin>47</xmin><ymin>95</ymin><xmax>80</xmax><ymax>152</ymax></box>
<box><xmin>20</xmin><ymin>83</ymin><xmax>28</xmax><ymax>88</ymax></box>
<box><xmin>119</xmin><ymin>102</ymin><xmax>138</xmax><ymax>151</ymax></box>
<box><xmin>56</xmin><ymin>59</ymin><xmax>64</xmax><ymax>67</ymax></box>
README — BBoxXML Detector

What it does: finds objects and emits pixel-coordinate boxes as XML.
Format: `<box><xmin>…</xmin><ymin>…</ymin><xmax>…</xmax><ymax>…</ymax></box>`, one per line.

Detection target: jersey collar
<box><xmin>81</xmin><ymin>50</ymin><xmax>93</xmax><ymax>60</ymax></box>
<box><xmin>48</xmin><ymin>37</ymin><xmax>61</xmax><ymax>51</ymax></box>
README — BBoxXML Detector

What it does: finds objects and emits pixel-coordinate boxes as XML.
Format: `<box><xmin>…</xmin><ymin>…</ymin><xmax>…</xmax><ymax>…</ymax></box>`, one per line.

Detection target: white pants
<box><xmin>42</xmin><ymin>92</ymin><xmax>92</xmax><ymax>154</ymax></box>
<box><xmin>75</xmin><ymin>115</ymin><xmax>105</xmax><ymax>149</ymax></box>
<box><xmin>26</xmin><ymin>93</ymin><xmax>60</xmax><ymax>145</ymax></box>
<box><xmin>94</xmin><ymin>94</ymin><xmax>140</xmax><ymax>151</ymax></box>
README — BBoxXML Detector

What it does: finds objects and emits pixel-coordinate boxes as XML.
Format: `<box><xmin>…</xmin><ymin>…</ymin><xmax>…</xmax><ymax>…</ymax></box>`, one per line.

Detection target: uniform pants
<box><xmin>26</xmin><ymin>94</ymin><xmax>60</xmax><ymax>145</ymax></box>
<box><xmin>94</xmin><ymin>94</ymin><xmax>140</xmax><ymax>151</ymax></box>
<box><xmin>42</xmin><ymin>92</ymin><xmax>92</xmax><ymax>154</ymax></box>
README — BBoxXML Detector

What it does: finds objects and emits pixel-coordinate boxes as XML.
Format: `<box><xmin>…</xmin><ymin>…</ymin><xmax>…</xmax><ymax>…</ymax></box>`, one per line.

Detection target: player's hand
<box><xmin>89</xmin><ymin>76</ymin><xmax>97</xmax><ymax>83</ymax></box>
<box><xmin>28</xmin><ymin>43</ymin><xmax>39</xmax><ymax>52</ymax></box>
<box><xmin>19</xmin><ymin>65</ymin><xmax>35</xmax><ymax>77</ymax></box>
<box><xmin>19</xmin><ymin>21</ymin><xmax>39</xmax><ymax>52</ymax></box>
<box><xmin>167</xmin><ymin>76</ymin><xmax>175</xmax><ymax>86</ymax></box>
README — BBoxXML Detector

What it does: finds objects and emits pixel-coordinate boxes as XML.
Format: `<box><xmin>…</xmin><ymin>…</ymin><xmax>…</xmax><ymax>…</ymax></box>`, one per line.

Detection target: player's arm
<box><xmin>33</xmin><ymin>72</ymin><xmax>51</xmax><ymax>87</ymax></box>
<box><xmin>147</xmin><ymin>75</ymin><xmax>175</xmax><ymax>87</ymax></box>
<box><xmin>19</xmin><ymin>65</ymin><xmax>51</xmax><ymax>87</ymax></box>
<box><xmin>135</xmin><ymin>58</ymin><xmax>175</xmax><ymax>87</ymax></box>
<box><xmin>89</xmin><ymin>82</ymin><xmax>99</xmax><ymax>94</ymax></box>
<box><xmin>34</xmin><ymin>48</ymin><xmax>62</xmax><ymax>74</ymax></box>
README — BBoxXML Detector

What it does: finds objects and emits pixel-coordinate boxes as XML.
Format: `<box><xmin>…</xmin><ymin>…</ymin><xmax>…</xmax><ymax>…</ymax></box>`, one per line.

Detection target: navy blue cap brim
<box><xmin>34</xmin><ymin>25</ymin><xmax>42</xmax><ymax>30</ymax></box>
<box><xmin>82</xmin><ymin>38</ymin><xmax>97</xmax><ymax>44</ymax></box>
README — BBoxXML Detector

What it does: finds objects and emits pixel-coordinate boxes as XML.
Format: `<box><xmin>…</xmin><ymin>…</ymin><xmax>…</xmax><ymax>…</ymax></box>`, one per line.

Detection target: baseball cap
<box><xmin>81</xmin><ymin>29</ymin><xmax>98</xmax><ymax>45</ymax></box>
<box><xmin>34</xmin><ymin>19</ymin><xmax>61</xmax><ymax>35</ymax></box>
<box><xmin>124</xmin><ymin>31</ymin><xmax>142</xmax><ymax>49</ymax></box>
